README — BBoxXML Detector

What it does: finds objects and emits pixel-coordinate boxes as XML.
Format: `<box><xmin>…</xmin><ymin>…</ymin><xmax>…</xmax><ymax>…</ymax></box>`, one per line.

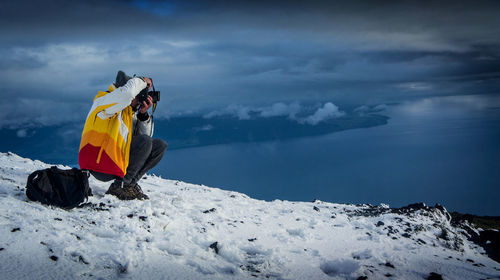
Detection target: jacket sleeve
<box><xmin>133</xmin><ymin>114</ymin><xmax>154</xmax><ymax>137</ymax></box>
<box><xmin>96</xmin><ymin>77</ymin><xmax>147</xmax><ymax>119</ymax></box>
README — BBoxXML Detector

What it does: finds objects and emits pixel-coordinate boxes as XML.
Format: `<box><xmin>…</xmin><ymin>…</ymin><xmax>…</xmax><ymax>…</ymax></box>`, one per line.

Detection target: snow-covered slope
<box><xmin>0</xmin><ymin>152</ymin><xmax>498</xmax><ymax>280</ymax></box>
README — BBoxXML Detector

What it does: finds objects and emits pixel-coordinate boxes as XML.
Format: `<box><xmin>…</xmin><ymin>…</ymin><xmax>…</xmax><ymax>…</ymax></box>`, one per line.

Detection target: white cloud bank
<box><xmin>204</xmin><ymin>102</ymin><xmax>345</xmax><ymax>125</ymax></box>
<box><xmin>301</xmin><ymin>102</ymin><xmax>345</xmax><ymax>125</ymax></box>
<box><xmin>204</xmin><ymin>102</ymin><xmax>302</xmax><ymax>120</ymax></box>
<box><xmin>259</xmin><ymin>102</ymin><xmax>302</xmax><ymax>119</ymax></box>
<box><xmin>203</xmin><ymin>104</ymin><xmax>252</xmax><ymax>120</ymax></box>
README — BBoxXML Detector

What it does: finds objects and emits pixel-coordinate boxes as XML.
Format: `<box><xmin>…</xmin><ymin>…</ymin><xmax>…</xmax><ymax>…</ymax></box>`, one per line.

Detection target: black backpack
<box><xmin>26</xmin><ymin>166</ymin><xmax>92</xmax><ymax>209</ymax></box>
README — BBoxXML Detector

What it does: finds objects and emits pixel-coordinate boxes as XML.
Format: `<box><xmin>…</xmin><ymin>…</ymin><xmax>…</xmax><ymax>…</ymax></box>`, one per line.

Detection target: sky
<box><xmin>1</xmin><ymin>0</ymin><xmax>499</xmax><ymax>128</ymax></box>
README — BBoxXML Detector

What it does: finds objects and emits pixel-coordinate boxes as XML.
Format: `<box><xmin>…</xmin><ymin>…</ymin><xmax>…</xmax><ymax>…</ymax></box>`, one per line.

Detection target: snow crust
<box><xmin>0</xmin><ymin>152</ymin><xmax>498</xmax><ymax>279</ymax></box>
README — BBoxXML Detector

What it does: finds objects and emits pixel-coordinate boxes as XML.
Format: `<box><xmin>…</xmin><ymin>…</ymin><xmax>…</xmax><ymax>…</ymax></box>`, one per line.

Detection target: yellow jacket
<box><xmin>79</xmin><ymin>77</ymin><xmax>149</xmax><ymax>177</ymax></box>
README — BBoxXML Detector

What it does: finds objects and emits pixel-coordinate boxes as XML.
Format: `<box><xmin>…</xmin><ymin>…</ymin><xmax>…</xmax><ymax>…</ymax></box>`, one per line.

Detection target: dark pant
<box><xmin>90</xmin><ymin>134</ymin><xmax>167</xmax><ymax>185</ymax></box>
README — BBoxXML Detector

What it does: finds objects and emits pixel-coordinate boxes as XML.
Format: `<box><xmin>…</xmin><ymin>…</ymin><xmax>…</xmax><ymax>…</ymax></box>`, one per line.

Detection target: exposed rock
<box><xmin>427</xmin><ymin>272</ymin><xmax>443</xmax><ymax>280</ymax></box>
<box><xmin>384</xmin><ymin>262</ymin><xmax>395</xmax><ymax>268</ymax></box>
<box><xmin>450</xmin><ymin>212</ymin><xmax>500</xmax><ymax>262</ymax></box>
<box><xmin>79</xmin><ymin>255</ymin><xmax>89</xmax><ymax>265</ymax></box>
<box><xmin>203</xmin><ymin>208</ymin><xmax>216</xmax><ymax>214</ymax></box>
<box><xmin>209</xmin><ymin>242</ymin><xmax>219</xmax><ymax>254</ymax></box>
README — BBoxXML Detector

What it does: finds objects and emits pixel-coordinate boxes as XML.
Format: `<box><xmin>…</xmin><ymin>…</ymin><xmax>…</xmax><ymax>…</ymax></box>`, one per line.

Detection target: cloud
<box><xmin>1</xmin><ymin>0</ymin><xmax>499</xmax><ymax>128</ymax></box>
<box><xmin>203</xmin><ymin>102</ymin><xmax>304</xmax><ymax>121</ymax></box>
<box><xmin>203</xmin><ymin>104</ymin><xmax>252</xmax><ymax>120</ymax></box>
<box><xmin>372</xmin><ymin>104</ymin><xmax>387</xmax><ymax>111</ymax></box>
<box><xmin>302</xmin><ymin>102</ymin><xmax>345</xmax><ymax>125</ymax></box>
<box><xmin>354</xmin><ymin>104</ymin><xmax>387</xmax><ymax>115</ymax></box>
<box><xmin>202</xmin><ymin>103</ymin><xmax>275</xmax><ymax>120</ymax></box>
<box><xmin>353</xmin><ymin>105</ymin><xmax>370</xmax><ymax>114</ymax></box>
<box><xmin>0</xmin><ymin>42</ymin><xmax>197</xmax><ymax>96</ymax></box>
<box><xmin>259</xmin><ymin>102</ymin><xmax>302</xmax><ymax>119</ymax></box>
<box><xmin>16</xmin><ymin>129</ymin><xmax>28</xmax><ymax>138</ymax></box>
<box><xmin>396</xmin><ymin>82</ymin><xmax>433</xmax><ymax>91</ymax></box>
<box><xmin>394</xmin><ymin>94</ymin><xmax>500</xmax><ymax>118</ymax></box>
<box><xmin>4</xmin><ymin>1</ymin><xmax>500</xmax><ymax>53</ymax></box>
<box><xmin>0</xmin><ymin>98</ymin><xmax>87</xmax><ymax>129</ymax></box>
<box><xmin>203</xmin><ymin>101</ymin><xmax>382</xmax><ymax>126</ymax></box>
<box><xmin>193</xmin><ymin>124</ymin><xmax>214</xmax><ymax>132</ymax></box>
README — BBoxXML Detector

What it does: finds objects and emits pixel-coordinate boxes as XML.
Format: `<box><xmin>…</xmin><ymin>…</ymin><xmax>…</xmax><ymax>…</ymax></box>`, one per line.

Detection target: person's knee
<box><xmin>153</xmin><ymin>139</ymin><xmax>168</xmax><ymax>156</ymax></box>
<box><xmin>160</xmin><ymin>139</ymin><xmax>168</xmax><ymax>152</ymax></box>
<box><xmin>159</xmin><ymin>139</ymin><xmax>168</xmax><ymax>152</ymax></box>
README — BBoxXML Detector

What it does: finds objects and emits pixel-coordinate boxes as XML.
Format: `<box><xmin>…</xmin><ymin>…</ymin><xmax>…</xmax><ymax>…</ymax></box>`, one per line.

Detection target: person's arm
<box><xmin>95</xmin><ymin>77</ymin><xmax>147</xmax><ymax>119</ymax></box>
<box><xmin>133</xmin><ymin>95</ymin><xmax>154</xmax><ymax>136</ymax></box>
<box><xmin>134</xmin><ymin>112</ymin><xmax>154</xmax><ymax>136</ymax></box>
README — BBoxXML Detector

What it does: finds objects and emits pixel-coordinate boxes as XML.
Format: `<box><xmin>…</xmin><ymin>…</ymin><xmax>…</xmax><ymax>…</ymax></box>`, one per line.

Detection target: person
<box><xmin>79</xmin><ymin>71</ymin><xmax>167</xmax><ymax>200</ymax></box>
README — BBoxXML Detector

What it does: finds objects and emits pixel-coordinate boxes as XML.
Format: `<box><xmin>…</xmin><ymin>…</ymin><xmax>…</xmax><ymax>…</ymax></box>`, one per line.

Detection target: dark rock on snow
<box><xmin>384</xmin><ymin>262</ymin><xmax>395</xmax><ymax>268</ymax></box>
<box><xmin>209</xmin><ymin>242</ymin><xmax>219</xmax><ymax>254</ymax></box>
<box><xmin>203</xmin><ymin>208</ymin><xmax>216</xmax><ymax>214</ymax></box>
<box><xmin>427</xmin><ymin>272</ymin><xmax>443</xmax><ymax>280</ymax></box>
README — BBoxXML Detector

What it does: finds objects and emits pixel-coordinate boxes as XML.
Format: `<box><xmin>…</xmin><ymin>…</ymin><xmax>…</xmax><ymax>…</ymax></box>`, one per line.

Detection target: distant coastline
<box><xmin>155</xmin><ymin>113</ymin><xmax>390</xmax><ymax>150</ymax></box>
<box><xmin>0</xmin><ymin>113</ymin><xmax>390</xmax><ymax>165</ymax></box>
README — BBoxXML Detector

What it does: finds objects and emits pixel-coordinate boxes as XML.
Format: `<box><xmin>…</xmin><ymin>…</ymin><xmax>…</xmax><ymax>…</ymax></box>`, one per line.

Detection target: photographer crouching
<box><xmin>79</xmin><ymin>71</ymin><xmax>167</xmax><ymax>200</ymax></box>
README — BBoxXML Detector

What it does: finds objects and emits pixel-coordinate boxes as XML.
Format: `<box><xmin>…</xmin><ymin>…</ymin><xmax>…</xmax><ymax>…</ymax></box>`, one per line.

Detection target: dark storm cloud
<box><xmin>0</xmin><ymin>0</ymin><xmax>499</xmax><ymax>127</ymax></box>
<box><xmin>3</xmin><ymin>0</ymin><xmax>500</xmax><ymax>49</ymax></box>
<box><xmin>0</xmin><ymin>0</ymin><xmax>152</xmax><ymax>43</ymax></box>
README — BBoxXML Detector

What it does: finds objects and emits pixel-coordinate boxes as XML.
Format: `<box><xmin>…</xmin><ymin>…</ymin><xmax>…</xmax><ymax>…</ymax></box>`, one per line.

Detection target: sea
<box><xmin>152</xmin><ymin>94</ymin><xmax>500</xmax><ymax>215</ymax></box>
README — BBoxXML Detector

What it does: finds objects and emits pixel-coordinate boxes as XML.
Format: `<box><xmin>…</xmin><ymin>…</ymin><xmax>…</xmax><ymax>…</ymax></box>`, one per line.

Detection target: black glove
<box><xmin>137</xmin><ymin>111</ymin><xmax>149</xmax><ymax>121</ymax></box>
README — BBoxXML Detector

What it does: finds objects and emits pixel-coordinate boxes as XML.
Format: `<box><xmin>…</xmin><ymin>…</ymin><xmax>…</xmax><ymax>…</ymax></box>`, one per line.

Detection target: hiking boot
<box><xmin>130</xmin><ymin>183</ymin><xmax>149</xmax><ymax>200</ymax></box>
<box><xmin>105</xmin><ymin>181</ymin><xmax>135</xmax><ymax>200</ymax></box>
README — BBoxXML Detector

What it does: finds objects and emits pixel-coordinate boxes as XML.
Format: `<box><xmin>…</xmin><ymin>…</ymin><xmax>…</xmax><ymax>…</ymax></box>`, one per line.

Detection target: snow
<box><xmin>0</xmin><ymin>152</ymin><xmax>498</xmax><ymax>280</ymax></box>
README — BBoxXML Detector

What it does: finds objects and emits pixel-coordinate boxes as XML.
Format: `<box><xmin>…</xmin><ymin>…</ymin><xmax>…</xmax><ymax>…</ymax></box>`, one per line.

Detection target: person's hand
<box><xmin>139</xmin><ymin>95</ymin><xmax>153</xmax><ymax>114</ymax></box>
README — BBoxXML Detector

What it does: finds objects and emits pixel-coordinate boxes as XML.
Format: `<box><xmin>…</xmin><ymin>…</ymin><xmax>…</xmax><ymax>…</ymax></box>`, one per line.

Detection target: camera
<box><xmin>136</xmin><ymin>80</ymin><xmax>160</xmax><ymax>104</ymax></box>
<box><xmin>137</xmin><ymin>89</ymin><xmax>160</xmax><ymax>103</ymax></box>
